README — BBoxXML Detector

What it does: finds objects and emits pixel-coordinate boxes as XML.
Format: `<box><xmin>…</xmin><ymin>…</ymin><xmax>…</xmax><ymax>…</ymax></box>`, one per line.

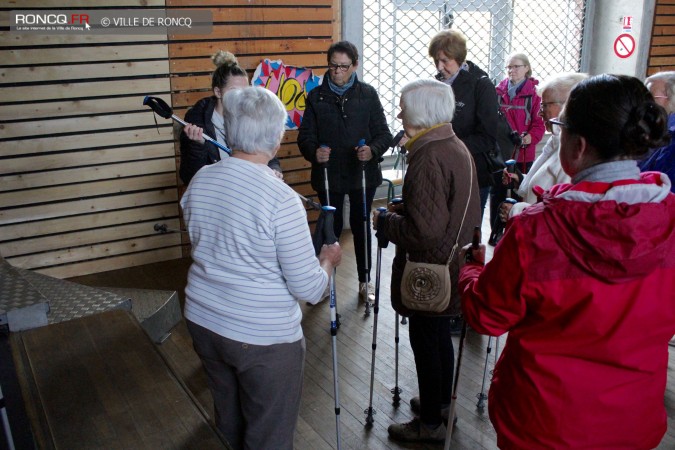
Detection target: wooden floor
<box><xmin>69</xmin><ymin>206</ymin><xmax>675</xmax><ymax>450</ymax></box>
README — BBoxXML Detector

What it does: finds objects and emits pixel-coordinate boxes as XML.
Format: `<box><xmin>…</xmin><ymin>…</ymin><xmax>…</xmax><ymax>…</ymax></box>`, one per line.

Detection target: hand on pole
<box><xmin>316</xmin><ymin>145</ymin><xmax>331</xmax><ymax>164</ymax></box>
<box><xmin>184</xmin><ymin>123</ymin><xmax>206</xmax><ymax>144</ymax></box>
<box><xmin>319</xmin><ymin>243</ymin><xmax>342</xmax><ymax>275</ymax></box>
<box><xmin>459</xmin><ymin>243</ymin><xmax>486</xmax><ymax>268</ymax></box>
<box><xmin>355</xmin><ymin>144</ymin><xmax>373</xmax><ymax>161</ymax></box>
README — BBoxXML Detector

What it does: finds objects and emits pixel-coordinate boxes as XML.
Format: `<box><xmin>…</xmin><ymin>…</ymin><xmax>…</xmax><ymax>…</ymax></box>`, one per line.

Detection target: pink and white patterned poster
<box><xmin>252</xmin><ymin>59</ymin><xmax>322</xmax><ymax>130</ymax></box>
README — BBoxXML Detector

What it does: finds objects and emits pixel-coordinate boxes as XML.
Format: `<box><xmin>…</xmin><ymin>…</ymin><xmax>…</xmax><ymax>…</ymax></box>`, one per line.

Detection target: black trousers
<box><xmin>318</xmin><ymin>187</ymin><xmax>376</xmax><ymax>283</ymax></box>
<box><xmin>409</xmin><ymin>315</ymin><xmax>454</xmax><ymax>427</ymax></box>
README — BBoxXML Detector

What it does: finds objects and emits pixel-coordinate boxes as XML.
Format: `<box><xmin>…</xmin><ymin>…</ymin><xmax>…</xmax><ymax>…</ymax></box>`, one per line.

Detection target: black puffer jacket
<box><xmin>179</xmin><ymin>96</ymin><xmax>281</xmax><ymax>185</ymax></box>
<box><xmin>298</xmin><ymin>76</ymin><xmax>392</xmax><ymax>194</ymax></box>
<box><xmin>450</xmin><ymin>61</ymin><xmax>499</xmax><ymax>188</ymax></box>
<box><xmin>379</xmin><ymin>124</ymin><xmax>481</xmax><ymax>317</ymax></box>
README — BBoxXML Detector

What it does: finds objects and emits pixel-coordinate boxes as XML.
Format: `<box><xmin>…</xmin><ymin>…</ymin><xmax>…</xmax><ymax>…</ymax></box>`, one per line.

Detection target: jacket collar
<box><xmin>407</xmin><ymin>123</ymin><xmax>455</xmax><ymax>161</ymax></box>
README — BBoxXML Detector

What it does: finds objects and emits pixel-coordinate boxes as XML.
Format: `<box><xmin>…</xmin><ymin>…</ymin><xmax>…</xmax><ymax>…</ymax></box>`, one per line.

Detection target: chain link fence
<box><xmin>363</xmin><ymin>0</ymin><xmax>587</xmax><ymax>131</ymax></box>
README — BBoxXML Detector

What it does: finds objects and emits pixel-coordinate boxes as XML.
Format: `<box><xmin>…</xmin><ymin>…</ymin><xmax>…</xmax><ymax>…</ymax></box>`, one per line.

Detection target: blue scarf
<box><xmin>327</xmin><ymin>72</ymin><xmax>356</xmax><ymax>96</ymax></box>
<box><xmin>507</xmin><ymin>79</ymin><xmax>526</xmax><ymax>100</ymax></box>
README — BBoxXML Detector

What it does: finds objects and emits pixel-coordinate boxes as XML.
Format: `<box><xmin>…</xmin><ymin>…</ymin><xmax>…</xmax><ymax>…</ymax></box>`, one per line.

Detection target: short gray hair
<box><xmin>645</xmin><ymin>71</ymin><xmax>675</xmax><ymax>113</ymax></box>
<box><xmin>539</xmin><ymin>72</ymin><xmax>589</xmax><ymax>101</ymax></box>
<box><xmin>222</xmin><ymin>87</ymin><xmax>286</xmax><ymax>158</ymax></box>
<box><xmin>400</xmin><ymin>79</ymin><xmax>455</xmax><ymax>129</ymax></box>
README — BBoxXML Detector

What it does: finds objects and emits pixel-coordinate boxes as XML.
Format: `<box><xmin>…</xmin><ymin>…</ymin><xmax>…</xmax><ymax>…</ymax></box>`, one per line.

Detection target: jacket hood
<box><xmin>535</xmin><ymin>173</ymin><xmax>674</xmax><ymax>283</ymax></box>
<box><xmin>464</xmin><ymin>60</ymin><xmax>489</xmax><ymax>79</ymax></box>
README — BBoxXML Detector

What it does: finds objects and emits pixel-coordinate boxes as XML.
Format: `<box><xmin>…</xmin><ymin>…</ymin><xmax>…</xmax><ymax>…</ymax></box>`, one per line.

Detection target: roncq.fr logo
<box><xmin>15</xmin><ymin>13</ymin><xmax>90</xmax><ymax>26</ymax></box>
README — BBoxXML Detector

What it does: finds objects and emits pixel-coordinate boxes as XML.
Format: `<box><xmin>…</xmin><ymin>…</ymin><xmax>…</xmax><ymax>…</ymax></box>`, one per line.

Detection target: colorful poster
<box><xmin>252</xmin><ymin>59</ymin><xmax>322</xmax><ymax>130</ymax></box>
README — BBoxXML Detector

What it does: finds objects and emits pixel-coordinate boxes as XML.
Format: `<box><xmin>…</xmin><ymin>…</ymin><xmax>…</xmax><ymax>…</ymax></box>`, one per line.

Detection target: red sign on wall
<box><xmin>614</xmin><ymin>33</ymin><xmax>635</xmax><ymax>59</ymax></box>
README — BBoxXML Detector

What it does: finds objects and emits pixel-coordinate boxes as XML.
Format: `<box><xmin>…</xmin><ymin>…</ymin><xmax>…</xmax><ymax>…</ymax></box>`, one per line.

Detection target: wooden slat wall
<box><xmin>0</xmin><ymin>0</ymin><xmax>174</xmax><ymax>278</ymax></box>
<box><xmin>167</xmin><ymin>0</ymin><xmax>339</xmax><ymax>244</ymax></box>
<box><xmin>0</xmin><ymin>0</ymin><xmax>339</xmax><ymax>278</ymax></box>
<box><xmin>647</xmin><ymin>0</ymin><xmax>675</xmax><ymax>75</ymax></box>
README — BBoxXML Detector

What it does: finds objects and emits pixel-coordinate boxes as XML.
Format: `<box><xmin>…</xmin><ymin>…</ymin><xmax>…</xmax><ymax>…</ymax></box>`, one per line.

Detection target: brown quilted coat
<box><xmin>380</xmin><ymin>123</ymin><xmax>481</xmax><ymax>317</ymax></box>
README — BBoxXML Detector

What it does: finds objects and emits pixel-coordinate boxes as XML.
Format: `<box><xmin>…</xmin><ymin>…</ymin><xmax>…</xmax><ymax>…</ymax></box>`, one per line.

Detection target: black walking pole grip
<box><xmin>143</xmin><ymin>95</ymin><xmax>173</xmax><ymax>119</ymax></box>
<box><xmin>322</xmin><ymin>206</ymin><xmax>338</xmax><ymax>246</ymax></box>
<box><xmin>313</xmin><ymin>206</ymin><xmax>337</xmax><ymax>256</ymax></box>
<box><xmin>465</xmin><ymin>225</ymin><xmax>481</xmax><ymax>263</ymax></box>
<box><xmin>375</xmin><ymin>207</ymin><xmax>389</xmax><ymax>249</ymax></box>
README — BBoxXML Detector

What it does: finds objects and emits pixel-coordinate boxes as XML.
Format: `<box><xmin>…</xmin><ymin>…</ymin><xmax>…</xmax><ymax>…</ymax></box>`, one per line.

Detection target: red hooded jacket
<box><xmin>460</xmin><ymin>172</ymin><xmax>675</xmax><ymax>449</ymax></box>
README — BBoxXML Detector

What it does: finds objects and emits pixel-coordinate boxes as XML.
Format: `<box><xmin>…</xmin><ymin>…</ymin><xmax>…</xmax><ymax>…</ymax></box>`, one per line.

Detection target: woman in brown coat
<box><xmin>373</xmin><ymin>78</ymin><xmax>481</xmax><ymax>442</ymax></box>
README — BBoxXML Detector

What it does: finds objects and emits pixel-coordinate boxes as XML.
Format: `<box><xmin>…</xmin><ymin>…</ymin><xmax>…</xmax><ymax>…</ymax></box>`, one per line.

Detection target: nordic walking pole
<box><xmin>321</xmin><ymin>145</ymin><xmax>331</xmax><ymax>207</ymax></box>
<box><xmin>357</xmin><ymin>138</ymin><xmax>373</xmax><ymax>317</ymax></box>
<box><xmin>395</xmin><ymin>142</ymin><xmax>409</xmax><ymax>326</ymax></box>
<box><xmin>314</xmin><ymin>205</ymin><xmax>342</xmax><ymax>449</ymax></box>
<box><xmin>389</xmin><ymin>197</ymin><xmax>404</xmax><ymax>405</ymax></box>
<box><xmin>365</xmin><ymin>207</ymin><xmax>389</xmax><ymax>426</ymax></box>
<box><xmin>143</xmin><ymin>95</ymin><xmax>231</xmax><ymax>155</ymax></box>
<box><xmin>0</xmin><ymin>383</ymin><xmax>15</xmax><ymax>450</ymax></box>
<box><xmin>476</xmin><ymin>335</ymin><xmax>493</xmax><ymax>410</ymax></box>
<box><xmin>319</xmin><ymin>146</ymin><xmax>341</xmax><ymax>326</ymax></box>
<box><xmin>445</xmin><ymin>226</ymin><xmax>481</xmax><ymax>450</ymax></box>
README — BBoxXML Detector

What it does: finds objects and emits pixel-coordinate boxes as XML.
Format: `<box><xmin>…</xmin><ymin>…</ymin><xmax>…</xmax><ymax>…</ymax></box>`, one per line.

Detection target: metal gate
<box><xmin>362</xmin><ymin>0</ymin><xmax>588</xmax><ymax>130</ymax></box>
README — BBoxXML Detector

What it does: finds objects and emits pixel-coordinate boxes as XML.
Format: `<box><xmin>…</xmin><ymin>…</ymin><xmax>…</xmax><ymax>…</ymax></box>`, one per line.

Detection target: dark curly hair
<box><xmin>563</xmin><ymin>74</ymin><xmax>669</xmax><ymax>160</ymax></box>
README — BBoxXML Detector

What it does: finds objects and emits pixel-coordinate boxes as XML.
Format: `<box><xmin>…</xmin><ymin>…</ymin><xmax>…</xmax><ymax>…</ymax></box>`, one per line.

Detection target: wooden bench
<box><xmin>10</xmin><ymin>309</ymin><xmax>228</xmax><ymax>449</ymax></box>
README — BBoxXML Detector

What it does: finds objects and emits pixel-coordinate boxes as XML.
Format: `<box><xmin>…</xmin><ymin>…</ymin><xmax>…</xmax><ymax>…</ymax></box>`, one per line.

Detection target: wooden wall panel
<box><xmin>167</xmin><ymin>0</ymin><xmax>339</xmax><ymax>247</ymax></box>
<box><xmin>1</xmin><ymin>0</ymin><xmax>339</xmax><ymax>278</ymax></box>
<box><xmin>647</xmin><ymin>0</ymin><xmax>675</xmax><ymax>75</ymax></box>
<box><xmin>0</xmin><ymin>3</ymin><xmax>180</xmax><ymax>277</ymax></box>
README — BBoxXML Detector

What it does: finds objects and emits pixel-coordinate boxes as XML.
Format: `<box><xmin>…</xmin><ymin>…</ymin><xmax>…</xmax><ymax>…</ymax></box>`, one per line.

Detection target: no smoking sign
<box><xmin>614</xmin><ymin>33</ymin><xmax>635</xmax><ymax>59</ymax></box>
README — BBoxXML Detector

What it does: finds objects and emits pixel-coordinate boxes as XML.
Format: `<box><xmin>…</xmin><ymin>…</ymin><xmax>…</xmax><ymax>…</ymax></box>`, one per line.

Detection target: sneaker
<box><xmin>359</xmin><ymin>282</ymin><xmax>375</xmax><ymax>303</ymax></box>
<box><xmin>410</xmin><ymin>396</ymin><xmax>453</xmax><ymax>423</ymax></box>
<box><xmin>388</xmin><ymin>417</ymin><xmax>446</xmax><ymax>442</ymax></box>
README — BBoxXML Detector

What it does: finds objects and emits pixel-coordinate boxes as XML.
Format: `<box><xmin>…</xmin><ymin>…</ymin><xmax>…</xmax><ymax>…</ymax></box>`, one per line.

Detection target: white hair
<box><xmin>538</xmin><ymin>72</ymin><xmax>589</xmax><ymax>100</ymax></box>
<box><xmin>400</xmin><ymin>79</ymin><xmax>455</xmax><ymax>128</ymax></box>
<box><xmin>222</xmin><ymin>87</ymin><xmax>287</xmax><ymax>158</ymax></box>
<box><xmin>645</xmin><ymin>71</ymin><xmax>675</xmax><ymax>113</ymax></box>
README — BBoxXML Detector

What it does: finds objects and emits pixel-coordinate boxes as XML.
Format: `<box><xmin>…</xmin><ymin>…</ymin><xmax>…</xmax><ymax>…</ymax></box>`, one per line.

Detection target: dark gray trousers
<box><xmin>187</xmin><ymin>320</ymin><xmax>305</xmax><ymax>450</ymax></box>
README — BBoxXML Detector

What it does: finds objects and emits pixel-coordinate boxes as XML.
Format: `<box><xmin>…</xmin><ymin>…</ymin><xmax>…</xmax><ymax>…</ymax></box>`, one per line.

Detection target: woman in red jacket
<box><xmin>459</xmin><ymin>74</ymin><xmax>675</xmax><ymax>449</ymax></box>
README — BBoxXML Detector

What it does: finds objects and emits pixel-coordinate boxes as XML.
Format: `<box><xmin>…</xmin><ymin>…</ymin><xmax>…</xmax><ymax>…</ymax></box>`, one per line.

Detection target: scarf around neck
<box><xmin>327</xmin><ymin>72</ymin><xmax>356</xmax><ymax>96</ymax></box>
<box><xmin>507</xmin><ymin>78</ymin><xmax>526</xmax><ymax>100</ymax></box>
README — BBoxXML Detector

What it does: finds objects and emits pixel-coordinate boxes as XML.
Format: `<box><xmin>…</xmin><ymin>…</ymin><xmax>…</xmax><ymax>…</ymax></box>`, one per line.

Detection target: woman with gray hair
<box><xmin>373</xmin><ymin>79</ymin><xmax>480</xmax><ymax>443</ymax></box>
<box><xmin>500</xmin><ymin>72</ymin><xmax>588</xmax><ymax>220</ymax></box>
<box><xmin>181</xmin><ymin>86</ymin><xmax>342</xmax><ymax>450</ymax></box>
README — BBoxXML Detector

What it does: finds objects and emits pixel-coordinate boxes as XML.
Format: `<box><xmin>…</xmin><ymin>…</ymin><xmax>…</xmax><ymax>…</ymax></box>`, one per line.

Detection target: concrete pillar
<box><xmin>342</xmin><ymin>0</ymin><xmax>364</xmax><ymax>79</ymax></box>
<box><xmin>583</xmin><ymin>0</ymin><xmax>655</xmax><ymax>77</ymax></box>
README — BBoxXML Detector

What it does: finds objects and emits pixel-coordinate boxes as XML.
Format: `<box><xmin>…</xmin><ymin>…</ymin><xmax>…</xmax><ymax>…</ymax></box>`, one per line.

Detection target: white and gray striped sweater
<box><xmin>181</xmin><ymin>157</ymin><xmax>327</xmax><ymax>345</ymax></box>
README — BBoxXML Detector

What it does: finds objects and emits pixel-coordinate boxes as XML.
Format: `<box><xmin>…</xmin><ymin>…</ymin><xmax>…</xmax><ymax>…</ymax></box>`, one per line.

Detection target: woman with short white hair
<box><xmin>500</xmin><ymin>72</ymin><xmax>588</xmax><ymax>220</ymax></box>
<box><xmin>181</xmin><ymin>86</ymin><xmax>342</xmax><ymax>450</ymax></box>
<box><xmin>374</xmin><ymin>78</ymin><xmax>481</xmax><ymax>443</ymax></box>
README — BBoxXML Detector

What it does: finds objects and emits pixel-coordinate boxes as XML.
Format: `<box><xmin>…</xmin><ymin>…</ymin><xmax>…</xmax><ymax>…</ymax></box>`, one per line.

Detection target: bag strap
<box><xmin>446</xmin><ymin>151</ymin><xmax>473</xmax><ymax>266</ymax></box>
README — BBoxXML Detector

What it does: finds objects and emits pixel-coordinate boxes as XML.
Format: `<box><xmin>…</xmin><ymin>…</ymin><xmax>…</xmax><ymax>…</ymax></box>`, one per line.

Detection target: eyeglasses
<box><xmin>539</xmin><ymin>101</ymin><xmax>564</xmax><ymax>111</ymax></box>
<box><xmin>548</xmin><ymin>117</ymin><xmax>569</xmax><ymax>136</ymax></box>
<box><xmin>328</xmin><ymin>63</ymin><xmax>352</xmax><ymax>72</ymax></box>
<box><xmin>506</xmin><ymin>65</ymin><xmax>525</xmax><ymax>71</ymax></box>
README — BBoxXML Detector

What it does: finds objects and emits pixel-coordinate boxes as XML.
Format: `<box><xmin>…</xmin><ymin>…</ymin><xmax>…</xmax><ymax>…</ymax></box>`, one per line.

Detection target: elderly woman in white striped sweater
<box><xmin>500</xmin><ymin>73</ymin><xmax>588</xmax><ymax>220</ymax></box>
<box><xmin>180</xmin><ymin>86</ymin><xmax>342</xmax><ymax>450</ymax></box>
